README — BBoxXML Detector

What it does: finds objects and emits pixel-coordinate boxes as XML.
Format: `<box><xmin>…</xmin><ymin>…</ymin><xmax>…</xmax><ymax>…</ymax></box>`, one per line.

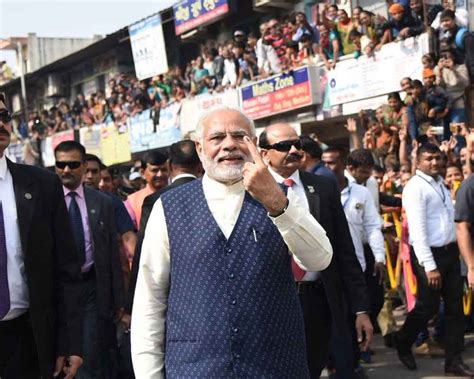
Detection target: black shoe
<box><xmin>393</xmin><ymin>333</ymin><xmax>417</xmax><ymax>371</ymax></box>
<box><xmin>383</xmin><ymin>333</ymin><xmax>394</xmax><ymax>348</ymax></box>
<box><xmin>444</xmin><ymin>362</ymin><xmax>474</xmax><ymax>377</ymax></box>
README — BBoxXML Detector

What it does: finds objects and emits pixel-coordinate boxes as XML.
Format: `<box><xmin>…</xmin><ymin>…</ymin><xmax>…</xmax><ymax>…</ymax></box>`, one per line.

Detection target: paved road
<box><xmin>322</xmin><ymin>307</ymin><xmax>474</xmax><ymax>378</ymax></box>
<box><xmin>355</xmin><ymin>333</ymin><xmax>474</xmax><ymax>379</ymax></box>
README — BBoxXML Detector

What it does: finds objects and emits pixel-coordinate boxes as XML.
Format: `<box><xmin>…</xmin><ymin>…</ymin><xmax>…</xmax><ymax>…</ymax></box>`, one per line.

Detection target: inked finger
<box><xmin>243</xmin><ymin>136</ymin><xmax>264</xmax><ymax>166</ymax></box>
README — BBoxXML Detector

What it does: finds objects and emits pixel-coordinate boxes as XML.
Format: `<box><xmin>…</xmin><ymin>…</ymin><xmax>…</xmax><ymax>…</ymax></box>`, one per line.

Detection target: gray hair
<box><xmin>195</xmin><ymin>105</ymin><xmax>256</xmax><ymax>140</ymax></box>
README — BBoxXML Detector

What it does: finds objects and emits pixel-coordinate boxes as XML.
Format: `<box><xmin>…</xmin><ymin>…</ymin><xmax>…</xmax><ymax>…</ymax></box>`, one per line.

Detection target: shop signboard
<box><xmin>173</xmin><ymin>0</ymin><xmax>230</xmax><ymax>35</ymax></box>
<box><xmin>240</xmin><ymin>65</ymin><xmax>321</xmax><ymax>120</ymax></box>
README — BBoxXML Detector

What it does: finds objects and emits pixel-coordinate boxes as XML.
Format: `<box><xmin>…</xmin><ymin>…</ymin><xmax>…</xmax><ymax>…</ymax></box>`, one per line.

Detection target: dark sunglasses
<box><xmin>261</xmin><ymin>139</ymin><xmax>302</xmax><ymax>152</ymax></box>
<box><xmin>0</xmin><ymin>109</ymin><xmax>12</xmax><ymax>123</ymax></box>
<box><xmin>55</xmin><ymin>161</ymin><xmax>82</xmax><ymax>169</ymax></box>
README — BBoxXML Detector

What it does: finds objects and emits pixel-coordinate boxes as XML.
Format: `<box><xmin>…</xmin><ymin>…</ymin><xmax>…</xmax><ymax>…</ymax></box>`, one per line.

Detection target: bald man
<box><xmin>259</xmin><ymin>123</ymin><xmax>372</xmax><ymax>378</ymax></box>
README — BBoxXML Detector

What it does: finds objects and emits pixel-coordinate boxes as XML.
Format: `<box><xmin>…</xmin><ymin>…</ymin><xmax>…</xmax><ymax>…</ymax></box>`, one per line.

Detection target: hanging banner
<box><xmin>129</xmin><ymin>103</ymin><xmax>182</xmax><ymax>153</ymax></box>
<box><xmin>129</xmin><ymin>14</ymin><xmax>168</xmax><ymax>80</ymax></box>
<box><xmin>326</xmin><ymin>33</ymin><xmax>429</xmax><ymax>107</ymax></box>
<box><xmin>179</xmin><ymin>89</ymin><xmax>239</xmax><ymax>134</ymax></box>
<box><xmin>240</xmin><ymin>65</ymin><xmax>321</xmax><ymax>120</ymax></box>
<box><xmin>79</xmin><ymin>125</ymin><xmax>102</xmax><ymax>159</ymax></box>
<box><xmin>41</xmin><ymin>130</ymin><xmax>75</xmax><ymax>167</ymax></box>
<box><xmin>173</xmin><ymin>0</ymin><xmax>230</xmax><ymax>35</ymax></box>
<box><xmin>6</xmin><ymin>142</ymin><xmax>24</xmax><ymax>163</ymax></box>
<box><xmin>100</xmin><ymin>123</ymin><xmax>131</xmax><ymax>166</ymax></box>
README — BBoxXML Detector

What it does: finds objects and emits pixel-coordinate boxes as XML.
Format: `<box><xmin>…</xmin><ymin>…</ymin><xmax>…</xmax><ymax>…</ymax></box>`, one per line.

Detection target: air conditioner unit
<box><xmin>45</xmin><ymin>74</ymin><xmax>62</xmax><ymax>97</ymax></box>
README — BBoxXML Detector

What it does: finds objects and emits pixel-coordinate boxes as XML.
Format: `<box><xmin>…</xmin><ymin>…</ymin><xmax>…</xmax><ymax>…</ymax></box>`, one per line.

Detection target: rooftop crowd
<box><xmin>11</xmin><ymin>0</ymin><xmax>471</xmax><ymax>147</ymax></box>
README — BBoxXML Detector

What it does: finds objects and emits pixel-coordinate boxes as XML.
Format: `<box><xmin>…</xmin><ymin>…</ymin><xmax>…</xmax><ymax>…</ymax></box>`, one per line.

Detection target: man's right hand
<box><xmin>425</xmin><ymin>269</ymin><xmax>442</xmax><ymax>289</ymax></box>
<box><xmin>54</xmin><ymin>355</ymin><xmax>83</xmax><ymax>379</ymax></box>
<box><xmin>242</xmin><ymin>136</ymin><xmax>288</xmax><ymax>215</ymax></box>
<box><xmin>468</xmin><ymin>268</ymin><xmax>474</xmax><ymax>290</ymax></box>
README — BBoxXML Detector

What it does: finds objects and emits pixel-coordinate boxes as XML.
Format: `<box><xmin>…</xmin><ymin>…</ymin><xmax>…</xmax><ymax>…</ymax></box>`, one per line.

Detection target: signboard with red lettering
<box><xmin>173</xmin><ymin>0</ymin><xmax>230</xmax><ymax>35</ymax></box>
<box><xmin>240</xmin><ymin>66</ymin><xmax>321</xmax><ymax>120</ymax></box>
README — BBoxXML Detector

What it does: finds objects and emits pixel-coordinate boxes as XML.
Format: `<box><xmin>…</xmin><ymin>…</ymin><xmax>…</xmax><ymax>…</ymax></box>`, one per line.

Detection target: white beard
<box><xmin>201</xmin><ymin>153</ymin><xmax>251</xmax><ymax>184</ymax></box>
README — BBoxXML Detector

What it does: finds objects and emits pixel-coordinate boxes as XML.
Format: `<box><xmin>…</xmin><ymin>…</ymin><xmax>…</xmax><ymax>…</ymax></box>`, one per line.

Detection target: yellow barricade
<box><xmin>464</xmin><ymin>287</ymin><xmax>472</xmax><ymax>316</ymax></box>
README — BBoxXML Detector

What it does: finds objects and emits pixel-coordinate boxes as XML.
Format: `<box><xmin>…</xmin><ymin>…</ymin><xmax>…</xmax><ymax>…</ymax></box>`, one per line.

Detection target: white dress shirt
<box><xmin>0</xmin><ymin>155</ymin><xmax>29</xmax><ymax>321</ymax></box>
<box><xmin>345</xmin><ymin>170</ymin><xmax>380</xmax><ymax>211</ymax></box>
<box><xmin>269</xmin><ymin>168</ymin><xmax>319</xmax><ymax>281</ymax></box>
<box><xmin>341</xmin><ymin>182</ymin><xmax>385</xmax><ymax>272</ymax></box>
<box><xmin>171</xmin><ymin>173</ymin><xmax>196</xmax><ymax>183</ymax></box>
<box><xmin>131</xmin><ymin>173</ymin><xmax>333</xmax><ymax>378</ymax></box>
<box><xmin>402</xmin><ymin>170</ymin><xmax>456</xmax><ymax>272</ymax></box>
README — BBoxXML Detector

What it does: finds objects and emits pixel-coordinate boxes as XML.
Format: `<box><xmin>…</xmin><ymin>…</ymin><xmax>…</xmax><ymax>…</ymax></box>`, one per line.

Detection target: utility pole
<box><xmin>17</xmin><ymin>41</ymin><xmax>28</xmax><ymax>122</ymax></box>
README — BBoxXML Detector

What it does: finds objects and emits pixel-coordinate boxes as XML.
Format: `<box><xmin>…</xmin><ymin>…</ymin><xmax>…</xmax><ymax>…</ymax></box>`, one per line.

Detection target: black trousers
<box><xmin>397</xmin><ymin>244</ymin><xmax>464</xmax><ymax>365</ymax></box>
<box><xmin>298</xmin><ymin>281</ymin><xmax>354</xmax><ymax>379</ymax></box>
<box><xmin>364</xmin><ymin>244</ymin><xmax>385</xmax><ymax>328</ymax></box>
<box><xmin>0</xmin><ymin>313</ymin><xmax>40</xmax><ymax>379</ymax></box>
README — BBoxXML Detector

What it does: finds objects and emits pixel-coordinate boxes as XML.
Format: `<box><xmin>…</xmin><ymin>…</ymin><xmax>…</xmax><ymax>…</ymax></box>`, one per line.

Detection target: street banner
<box><xmin>179</xmin><ymin>89</ymin><xmax>239</xmax><ymax>134</ymax></box>
<box><xmin>326</xmin><ymin>33</ymin><xmax>429</xmax><ymax>107</ymax></box>
<box><xmin>79</xmin><ymin>125</ymin><xmax>102</xmax><ymax>159</ymax></box>
<box><xmin>6</xmin><ymin>143</ymin><xmax>24</xmax><ymax>163</ymax></box>
<box><xmin>240</xmin><ymin>65</ymin><xmax>321</xmax><ymax>120</ymax></box>
<box><xmin>129</xmin><ymin>14</ymin><xmax>168</xmax><ymax>80</ymax></box>
<box><xmin>173</xmin><ymin>0</ymin><xmax>230</xmax><ymax>35</ymax></box>
<box><xmin>100</xmin><ymin>123</ymin><xmax>131</xmax><ymax>166</ymax></box>
<box><xmin>41</xmin><ymin>130</ymin><xmax>75</xmax><ymax>167</ymax></box>
<box><xmin>129</xmin><ymin>103</ymin><xmax>182</xmax><ymax>153</ymax></box>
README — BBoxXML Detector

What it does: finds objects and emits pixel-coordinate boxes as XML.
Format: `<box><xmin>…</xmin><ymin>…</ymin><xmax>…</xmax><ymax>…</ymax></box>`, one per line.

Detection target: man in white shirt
<box><xmin>395</xmin><ymin>143</ymin><xmax>472</xmax><ymax>377</ymax></box>
<box><xmin>259</xmin><ymin>123</ymin><xmax>373</xmax><ymax>378</ymax></box>
<box><xmin>322</xmin><ymin>147</ymin><xmax>386</xmax><ymax>366</ymax></box>
<box><xmin>131</xmin><ymin>106</ymin><xmax>333</xmax><ymax>378</ymax></box>
<box><xmin>221</xmin><ymin>47</ymin><xmax>239</xmax><ymax>87</ymax></box>
<box><xmin>343</xmin><ymin>148</ymin><xmax>380</xmax><ymax>211</ymax></box>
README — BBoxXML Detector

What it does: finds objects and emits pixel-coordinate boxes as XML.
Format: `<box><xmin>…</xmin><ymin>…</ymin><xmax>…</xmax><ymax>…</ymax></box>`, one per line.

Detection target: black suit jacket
<box><xmin>126</xmin><ymin>176</ymin><xmax>196</xmax><ymax>312</ymax></box>
<box><xmin>7</xmin><ymin>159</ymin><xmax>83</xmax><ymax>377</ymax></box>
<box><xmin>83</xmin><ymin>186</ymin><xmax>125</xmax><ymax>317</ymax></box>
<box><xmin>299</xmin><ymin>171</ymin><xmax>369</xmax><ymax>328</ymax></box>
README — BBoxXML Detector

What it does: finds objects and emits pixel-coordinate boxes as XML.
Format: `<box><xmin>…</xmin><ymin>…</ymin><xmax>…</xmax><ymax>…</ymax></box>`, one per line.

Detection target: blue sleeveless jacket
<box><xmin>160</xmin><ymin>179</ymin><xmax>309</xmax><ymax>378</ymax></box>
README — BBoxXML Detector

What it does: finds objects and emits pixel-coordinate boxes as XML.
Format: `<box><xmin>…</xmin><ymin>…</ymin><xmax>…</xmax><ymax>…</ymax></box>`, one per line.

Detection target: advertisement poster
<box><xmin>129</xmin><ymin>104</ymin><xmax>182</xmax><ymax>153</ymax></box>
<box><xmin>100</xmin><ymin>123</ymin><xmax>131</xmax><ymax>166</ymax></box>
<box><xmin>129</xmin><ymin>14</ymin><xmax>168</xmax><ymax>80</ymax></box>
<box><xmin>240</xmin><ymin>66</ymin><xmax>321</xmax><ymax>120</ymax></box>
<box><xmin>326</xmin><ymin>34</ymin><xmax>429</xmax><ymax>107</ymax></box>
<box><xmin>79</xmin><ymin>125</ymin><xmax>102</xmax><ymax>159</ymax></box>
<box><xmin>41</xmin><ymin>130</ymin><xmax>75</xmax><ymax>168</ymax></box>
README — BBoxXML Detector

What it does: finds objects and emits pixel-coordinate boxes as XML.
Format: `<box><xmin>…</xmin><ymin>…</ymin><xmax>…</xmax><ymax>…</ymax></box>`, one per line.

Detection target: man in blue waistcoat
<box><xmin>131</xmin><ymin>106</ymin><xmax>334</xmax><ymax>378</ymax></box>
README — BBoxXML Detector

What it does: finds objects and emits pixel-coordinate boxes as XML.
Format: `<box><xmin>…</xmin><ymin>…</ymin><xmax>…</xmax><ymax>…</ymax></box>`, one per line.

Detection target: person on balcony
<box><xmin>435</xmin><ymin>9</ymin><xmax>468</xmax><ymax>64</ymax></box>
<box><xmin>431</xmin><ymin>0</ymin><xmax>468</xmax><ymax>30</ymax></box>
<box><xmin>435</xmin><ymin>49</ymin><xmax>469</xmax><ymax>124</ymax></box>
<box><xmin>377</xmin><ymin>3</ymin><xmax>417</xmax><ymax>49</ymax></box>
<box><xmin>359</xmin><ymin>10</ymin><xmax>386</xmax><ymax>46</ymax></box>
<box><xmin>319</xmin><ymin>24</ymin><xmax>342</xmax><ymax>70</ymax></box>
<box><xmin>335</xmin><ymin>9</ymin><xmax>356</xmax><ymax>55</ymax></box>
<box><xmin>256</xmin><ymin>22</ymin><xmax>282</xmax><ymax>77</ymax></box>
<box><xmin>423</xmin><ymin>68</ymin><xmax>452</xmax><ymax>130</ymax></box>
<box><xmin>408</xmin><ymin>0</ymin><xmax>426</xmax><ymax>37</ymax></box>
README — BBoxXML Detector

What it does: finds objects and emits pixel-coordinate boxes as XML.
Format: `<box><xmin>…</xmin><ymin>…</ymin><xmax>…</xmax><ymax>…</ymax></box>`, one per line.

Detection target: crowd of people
<box><xmin>12</xmin><ymin>0</ymin><xmax>470</xmax><ymax>148</ymax></box>
<box><xmin>2</xmin><ymin>66</ymin><xmax>474</xmax><ymax>379</ymax></box>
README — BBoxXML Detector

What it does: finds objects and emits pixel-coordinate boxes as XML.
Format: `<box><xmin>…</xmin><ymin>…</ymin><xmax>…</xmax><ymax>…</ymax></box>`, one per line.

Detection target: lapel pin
<box><xmin>24</xmin><ymin>193</ymin><xmax>32</xmax><ymax>200</ymax></box>
<box><xmin>91</xmin><ymin>209</ymin><xmax>96</xmax><ymax>214</ymax></box>
<box><xmin>308</xmin><ymin>186</ymin><xmax>315</xmax><ymax>193</ymax></box>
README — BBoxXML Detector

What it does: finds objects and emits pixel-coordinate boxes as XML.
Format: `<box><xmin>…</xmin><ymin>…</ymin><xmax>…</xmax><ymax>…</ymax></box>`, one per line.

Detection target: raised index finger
<box><xmin>244</xmin><ymin>136</ymin><xmax>265</xmax><ymax>166</ymax></box>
